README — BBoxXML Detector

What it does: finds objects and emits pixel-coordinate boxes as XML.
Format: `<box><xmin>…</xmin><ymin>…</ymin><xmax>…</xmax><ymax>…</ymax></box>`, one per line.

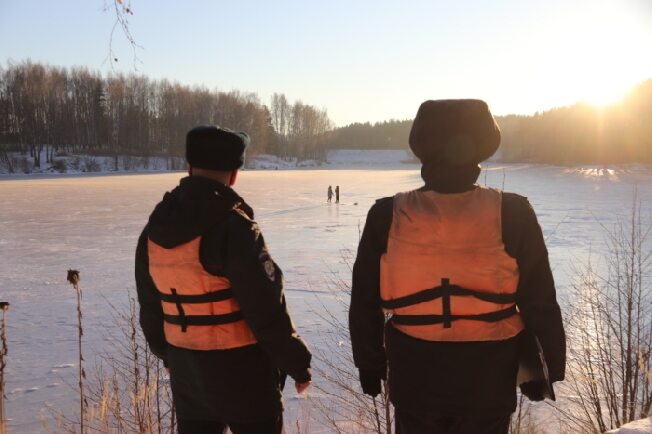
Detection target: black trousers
<box><xmin>178</xmin><ymin>416</ymin><xmax>283</xmax><ymax>434</ymax></box>
<box><xmin>395</xmin><ymin>409</ymin><xmax>511</xmax><ymax>434</ymax></box>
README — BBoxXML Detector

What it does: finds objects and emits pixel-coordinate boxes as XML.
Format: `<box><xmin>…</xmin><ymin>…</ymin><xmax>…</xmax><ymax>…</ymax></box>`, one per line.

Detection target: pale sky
<box><xmin>1</xmin><ymin>0</ymin><xmax>651</xmax><ymax>126</ymax></box>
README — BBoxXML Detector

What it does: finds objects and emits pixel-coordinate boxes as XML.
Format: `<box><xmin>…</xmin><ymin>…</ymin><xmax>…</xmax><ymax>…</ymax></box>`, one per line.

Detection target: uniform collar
<box><xmin>179</xmin><ymin>176</ymin><xmax>254</xmax><ymax>219</ymax></box>
<box><xmin>420</xmin><ymin>163</ymin><xmax>481</xmax><ymax>194</ymax></box>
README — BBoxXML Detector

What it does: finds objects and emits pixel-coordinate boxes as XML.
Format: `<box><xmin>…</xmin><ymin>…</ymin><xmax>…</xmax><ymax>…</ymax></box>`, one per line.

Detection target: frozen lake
<box><xmin>1</xmin><ymin>165</ymin><xmax>652</xmax><ymax>432</ymax></box>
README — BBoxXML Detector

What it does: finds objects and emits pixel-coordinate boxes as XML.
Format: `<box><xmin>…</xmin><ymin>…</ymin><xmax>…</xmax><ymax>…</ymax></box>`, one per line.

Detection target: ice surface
<box><xmin>1</xmin><ymin>164</ymin><xmax>652</xmax><ymax>432</ymax></box>
<box><xmin>606</xmin><ymin>418</ymin><xmax>652</xmax><ymax>433</ymax></box>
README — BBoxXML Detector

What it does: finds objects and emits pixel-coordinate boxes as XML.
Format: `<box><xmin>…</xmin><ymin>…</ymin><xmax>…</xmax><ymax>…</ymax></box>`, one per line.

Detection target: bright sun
<box><xmin>548</xmin><ymin>1</ymin><xmax>649</xmax><ymax>110</ymax></box>
<box><xmin>582</xmin><ymin>83</ymin><xmax>629</xmax><ymax>108</ymax></box>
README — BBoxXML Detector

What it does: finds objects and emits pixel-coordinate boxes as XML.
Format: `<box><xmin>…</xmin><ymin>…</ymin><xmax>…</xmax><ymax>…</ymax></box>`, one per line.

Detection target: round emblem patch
<box><xmin>263</xmin><ymin>259</ymin><xmax>276</xmax><ymax>282</ymax></box>
<box><xmin>259</xmin><ymin>251</ymin><xmax>276</xmax><ymax>282</ymax></box>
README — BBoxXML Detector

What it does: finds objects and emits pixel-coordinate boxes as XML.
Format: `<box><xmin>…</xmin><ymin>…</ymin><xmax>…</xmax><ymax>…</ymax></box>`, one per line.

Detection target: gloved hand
<box><xmin>359</xmin><ymin>369</ymin><xmax>385</xmax><ymax>397</ymax></box>
<box><xmin>520</xmin><ymin>380</ymin><xmax>546</xmax><ymax>401</ymax></box>
<box><xmin>290</xmin><ymin>370</ymin><xmax>311</xmax><ymax>394</ymax></box>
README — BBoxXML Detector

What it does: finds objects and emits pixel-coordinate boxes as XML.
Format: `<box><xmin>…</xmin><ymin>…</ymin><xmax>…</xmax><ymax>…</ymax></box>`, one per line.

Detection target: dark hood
<box><xmin>147</xmin><ymin>176</ymin><xmax>252</xmax><ymax>248</ymax></box>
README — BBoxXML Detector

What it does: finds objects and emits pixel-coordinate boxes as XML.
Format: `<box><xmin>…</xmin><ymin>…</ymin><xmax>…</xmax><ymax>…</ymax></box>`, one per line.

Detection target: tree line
<box><xmin>1</xmin><ymin>60</ymin><xmax>651</xmax><ymax>167</ymax></box>
<box><xmin>325</xmin><ymin>81</ymin><xmax>652</xmax><ymax>164</ymax></box>
<box><xmin>0</xmin><ymin>61</ymin><xmax>332</xmax><ymax>169</ymax></box>
<box><xmin>498</xmin><ymin>81</ymin><xmax>652</xmax><ymax>163</ymax></box>
<box><xmin>324</xmin><ymin>120</ymin><xmax>412</xmax><ymax>150</ymax></box>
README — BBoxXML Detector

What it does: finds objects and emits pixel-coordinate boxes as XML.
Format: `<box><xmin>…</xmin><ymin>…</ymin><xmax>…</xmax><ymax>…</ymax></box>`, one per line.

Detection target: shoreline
<box><xmin>2</xmin><ymin>149</ymin><xmax>651</xmax><ymax>180</ymax></box>
<box><xmin>3</xmin><ymin>162</ymin><xmax>652</xmax><ymax>181</ymax></box>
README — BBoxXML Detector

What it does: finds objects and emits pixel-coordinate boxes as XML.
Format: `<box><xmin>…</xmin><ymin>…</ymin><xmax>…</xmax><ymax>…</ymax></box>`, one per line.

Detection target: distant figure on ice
<box><xmin>335</xmin><ymin>185</ymin><xmax>340</xmax><ymax>203</ymax></box>
<box><xmin>327</xmin><ymin>185</ymin><xmax>333</xmax><ymax>203</ymax></box>
<box><xmin>136</xmin><ymin>125</ymin><xmax>311</xmax><ymax>434</ymax></box>
<box><xmin>349</xmin><ymin>100</ymin><xmax>566</xmax><ymax>434</ymax></box>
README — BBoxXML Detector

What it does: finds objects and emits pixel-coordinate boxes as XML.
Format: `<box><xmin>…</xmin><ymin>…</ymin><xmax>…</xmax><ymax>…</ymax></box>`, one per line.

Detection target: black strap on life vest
<box><xmin>441</xmin><ymin>278</ymin><xmax>452</xmax><ymax>328</ymax></box>
<box><xmin>382</xmin><ymin>278</ymin><xmax>517</xmax><ymax>329</ymax></box>
<box><xmin>159</xmin><ymin>288</ymin><xmax>234</xmax><ymax>304</ymax></box>
<box><xmin>162</xmin><ymin>288</ymin><xmax>238</xmax><ymax>332</ymax></box>
<box><xmin>169</xmin><ymin>288</ymin><xmax>188</xmax><ymax>332</ymax></box>
<box><xmin>381</xmin><ymin>279</ymin><xmax>516</xmax><ymax>310</ymax></box>
<box><xmin>163</xmin><ymin>311</ymin><xmax>244</xmax><ymax>327</ymax></box>
<box><xmin>391</xmin><ymin>305</ymin><xmax>518</xmax><ymax>326</ymax></box>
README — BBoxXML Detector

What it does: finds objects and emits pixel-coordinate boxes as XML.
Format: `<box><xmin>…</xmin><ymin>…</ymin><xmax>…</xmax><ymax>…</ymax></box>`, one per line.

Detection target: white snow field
<box><xmin>1</xmin><ymin>164</ymin><xmax>652</xmax><ymax>433</ymax></box>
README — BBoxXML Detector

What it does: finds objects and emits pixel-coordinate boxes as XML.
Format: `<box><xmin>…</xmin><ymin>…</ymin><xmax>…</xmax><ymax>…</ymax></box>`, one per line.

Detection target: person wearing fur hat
<box><xmin>136</xmin><ymin>125</ymin><xmax>312</xmax><ymax>434</ymax></box>
<box><xmin>349</xmin><ymin>100</ymin><xmax>566</xmax><ymax>433</ymax></box>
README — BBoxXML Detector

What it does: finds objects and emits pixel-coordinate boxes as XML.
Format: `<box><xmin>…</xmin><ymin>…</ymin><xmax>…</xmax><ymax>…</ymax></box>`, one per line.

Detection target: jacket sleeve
<box><xmin>349</xmin><ymin>199</ymin><xmax>392</xmax><ymax>376</ymax></box>
<box><xmin>506</xmin><ymin>195</ymin><xmax>566</xmax><ymax>382</ymax></box>
<box><xmin>135</xmin><ymin>226</ymin><xmax>168</xmax><ymax>363</ymax></box>
<box><xmin>221</xmin><ymin>212</ymin><xmax>312</xmax><ymax>383</ymax></box>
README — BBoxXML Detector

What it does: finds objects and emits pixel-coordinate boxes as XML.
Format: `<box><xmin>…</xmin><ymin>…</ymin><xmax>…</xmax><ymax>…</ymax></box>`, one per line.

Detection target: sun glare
<box><xmin>582</xmin><ymin>83</ymin><xmax>629</xmax><ymax>108</ymax></box>
<box><xmin>545</xmin><ymin>1</ymin><xmax>649</xmax><ymax>110</ymax></box>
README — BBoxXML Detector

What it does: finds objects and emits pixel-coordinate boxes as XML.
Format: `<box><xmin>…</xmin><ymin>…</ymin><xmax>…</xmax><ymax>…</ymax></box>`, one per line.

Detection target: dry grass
<box><xmin>0</xmin><ymin>302</ymin><xmax>9</xmax><ymax>434</ymax></box>
<box><xmin>43</xmin><ymin>292</ymin><xmax>175</xmax><ymax>434</ymax></box>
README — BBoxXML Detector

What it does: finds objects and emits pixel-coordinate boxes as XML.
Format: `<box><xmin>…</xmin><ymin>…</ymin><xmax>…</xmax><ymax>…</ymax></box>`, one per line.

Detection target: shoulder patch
<box><xmin>258</xmin><ymin>250</ymin><xmax>276</xmax><ymax>282</ymax></box>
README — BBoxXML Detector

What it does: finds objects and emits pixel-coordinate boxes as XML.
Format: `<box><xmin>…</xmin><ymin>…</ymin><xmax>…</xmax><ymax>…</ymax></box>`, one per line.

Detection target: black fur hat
<box><xmin>409</xmin><ymin>99</ymin><xmax>500</xmax><ymax>166</ymax></box>
<box><xmin>186</xmin><ymin>125</ymin><xmax>249</xmax><ymax>171</ymax></box>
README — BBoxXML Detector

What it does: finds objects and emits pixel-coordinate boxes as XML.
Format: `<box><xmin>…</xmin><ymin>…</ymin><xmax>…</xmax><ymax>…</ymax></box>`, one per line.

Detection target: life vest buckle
<box><xmin>441</xmin><ymin>278</ymin><xmax>452</xmax><ymax>329</ymax></box>
<box><xmin>170</xmin><ymin>288</ymin><xmax>188</xmax><ymax>332</ymax></box>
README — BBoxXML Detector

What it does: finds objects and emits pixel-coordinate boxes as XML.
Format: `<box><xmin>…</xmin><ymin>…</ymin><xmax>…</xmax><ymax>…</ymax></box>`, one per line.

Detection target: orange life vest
<box><xmin>380</xmin><ymin>186</ymin><xmax>524</xmax><ymax>342</ymax></box>
<box><xmin>148</xmin><ymin>237</ymin><xmax>257</xmax><ymax>350</ymax></box>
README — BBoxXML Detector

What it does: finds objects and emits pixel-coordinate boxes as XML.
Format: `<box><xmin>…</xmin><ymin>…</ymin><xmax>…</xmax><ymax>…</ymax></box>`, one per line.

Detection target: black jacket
<box><xmin>135</xmin><ymin>176</ymin><xmax>311</xmax><ymax>422</ymax></box>
<box><xmin>349</xmin><ymin>184</ymin><xmax>566</xmax><ymax>416</ymax></box>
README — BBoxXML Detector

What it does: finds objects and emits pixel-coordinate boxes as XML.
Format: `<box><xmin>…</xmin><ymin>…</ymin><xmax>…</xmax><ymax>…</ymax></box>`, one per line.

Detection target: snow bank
<box><xmin>606</xmin><ymin>418</ymin><xmax>652</xmax><ymax>433</ymax></box>
<box><xmin>244</xmin><ymin>154</ymin><xmax>322</xmax><ymax>170</ymax></box>
<box><xmin>0</xmin><ymin>149</ymin><xmax>419</xmax><ymax>175</ymax></box>
<box><xmin>0</xmin><ymin>151</ymin><xmax>186</xmax><ymax>175</ymax></box>
<box><xmin>326</xmin><ymin>149</ymin><xmax>417</xmax><ymax>168</ymax></box>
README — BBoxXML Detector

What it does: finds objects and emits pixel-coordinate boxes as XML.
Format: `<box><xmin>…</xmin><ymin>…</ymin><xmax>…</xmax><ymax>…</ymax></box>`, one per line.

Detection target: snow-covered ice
<box><xmin>1</xmin><ymin>164</ymin><xmax>652</xmax><ymax>432</ymax></box>
<box><xmin>607</xmin><ymin>418</ymin><xmax>652</xmax><ymax>433</ymax></box>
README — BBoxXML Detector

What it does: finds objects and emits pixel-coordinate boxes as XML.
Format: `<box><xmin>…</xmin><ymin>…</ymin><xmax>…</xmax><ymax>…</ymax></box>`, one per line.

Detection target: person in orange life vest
<box><xmin>135</xmin><ymin>125</ymin><xmax>312</xmax><ymax>434</ymax></box>
<box><xmin>349</xmin><ymin>100</ymin><xmax>565</xmax><ymax>434</ymax></box>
